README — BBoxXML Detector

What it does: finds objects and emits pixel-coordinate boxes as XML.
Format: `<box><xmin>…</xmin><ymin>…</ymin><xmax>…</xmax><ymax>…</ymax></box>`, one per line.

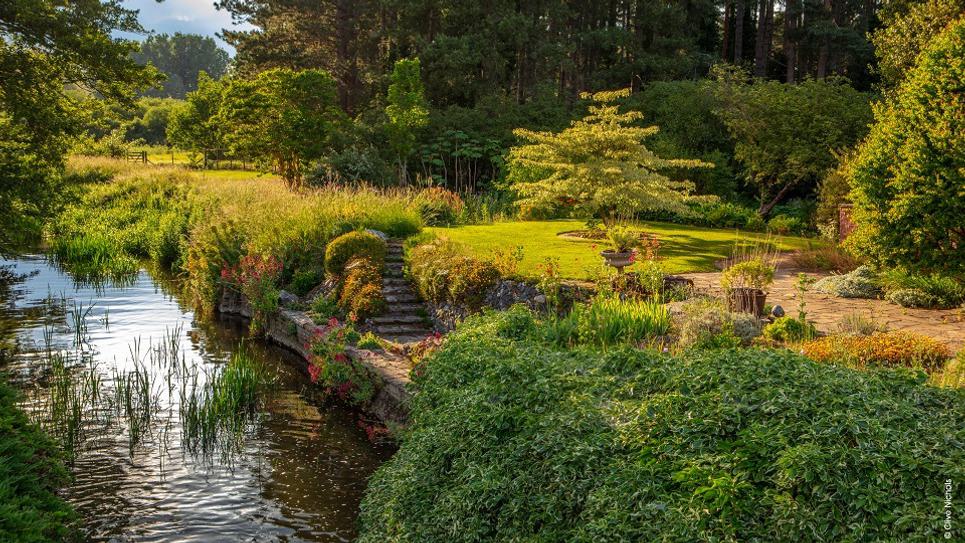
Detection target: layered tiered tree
<box><xmin>507</xmin><ymin>88</ymin><xmax>710</xmax><ymax>225</ymax></box>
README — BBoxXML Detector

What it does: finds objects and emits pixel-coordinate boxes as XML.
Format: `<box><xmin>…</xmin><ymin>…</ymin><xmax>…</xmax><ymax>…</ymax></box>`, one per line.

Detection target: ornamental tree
<box><xmin>218</xmin><ymin>68</ymin><xmax>347</xmax><ymax>189</ymax></box>
<box><xmin>507</xmin><ymin>88</ymin><xmax>710</xmax><ymax>225</ymax></box>
<box><xmin>385</xmin><ymin>58</ymin><xmax>429</xmax><ymax>185</ymax></box>
<box><xmin>846</xmin><ymin>19</ymin><xmax>965</xmax><ymax>275</ymax></box>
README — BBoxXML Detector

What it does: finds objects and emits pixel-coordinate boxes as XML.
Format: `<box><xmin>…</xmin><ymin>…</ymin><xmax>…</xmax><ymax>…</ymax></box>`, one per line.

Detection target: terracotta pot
<box><xmin>600</xmin><ymin>250</ymin><xmax>633</xmax><ymax>272</ymax></box>
<box><xmin>728</xmin><ymin>287</ymin><xmax>767</xmax><ymax>316</ymax></box>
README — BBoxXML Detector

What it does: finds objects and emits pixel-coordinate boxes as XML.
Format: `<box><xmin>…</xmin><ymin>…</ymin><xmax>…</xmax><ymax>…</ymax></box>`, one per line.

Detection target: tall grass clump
<box><xmin>358</xmin><ymin>306</ymin><xmax>965</xmax><ymax>543</ymax></box>
<box><xmin>545</xmin><ymin>294</ymin><xmax>670</xmax><ymax>349</ymax></box>
<box><xmin>181</xmin><ymin>347</ymin><xmax>273</xmax><ymax>454</ymax></box>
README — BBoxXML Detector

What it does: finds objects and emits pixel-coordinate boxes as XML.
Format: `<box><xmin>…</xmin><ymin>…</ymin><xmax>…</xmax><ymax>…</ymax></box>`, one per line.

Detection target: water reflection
<box><xmin>0</xmin><ymin>255</ymin><xmax>392</xmax><ymax>542</ymax></box>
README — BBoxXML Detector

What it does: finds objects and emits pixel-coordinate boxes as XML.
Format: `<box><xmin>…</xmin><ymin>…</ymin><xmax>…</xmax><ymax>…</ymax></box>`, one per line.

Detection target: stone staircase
<box><xmin>372</xmin><ymin>240</ymin><xmax>434</xmax><ymax>345</ymax></box>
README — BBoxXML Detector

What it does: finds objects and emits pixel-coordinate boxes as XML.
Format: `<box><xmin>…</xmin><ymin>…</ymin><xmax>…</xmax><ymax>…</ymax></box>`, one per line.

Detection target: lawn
<box><xmin>428</xmin><ymin>220</ymin><xmax>816</xmax><ymax>279</ymax></box>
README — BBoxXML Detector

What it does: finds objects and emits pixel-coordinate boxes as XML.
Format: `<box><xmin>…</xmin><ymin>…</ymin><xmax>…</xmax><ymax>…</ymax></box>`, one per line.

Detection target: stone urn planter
<box><xmin>600</xmin><ymin>250</ymin><xmax>634</xmax><ymax>273</ymax></box>
<box><xmin>728</xmin><ymin>287</ymin><xmax>767</xmax><ymax>316</ymax></box>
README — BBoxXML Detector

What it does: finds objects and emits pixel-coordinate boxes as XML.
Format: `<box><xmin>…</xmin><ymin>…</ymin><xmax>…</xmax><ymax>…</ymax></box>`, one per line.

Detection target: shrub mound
<box><xmin>324</xmin><ymin>231</ymin><xmax>387</xmax><ymax>276</ymax></box>
<box><xmin>358</xmin><ymin>307</ymin><xmax>964</xmax><ymax>542</ymax></box>
<box><xmin>811</xmin><ymin>265</ymin><xmax>881</xmax><ymax>298</ymax></box>
<box><xmin>762</xmin><ymin>316</ymin><xmax>817</xmax><ymax>343</ymax></box>
<box><xmin>802</xmin><ymin>331</ymin><xmax>951</xmax><ymax>372</ymax></box>
<box><xmin>338</xmin><ymin>257</ymin><xmax>386</xmax><ymax>319</ymax></box>
<box><xmin>407</xmin><ymin>238</ymin><xmax>500</xmax><ymax>310</ymax></box>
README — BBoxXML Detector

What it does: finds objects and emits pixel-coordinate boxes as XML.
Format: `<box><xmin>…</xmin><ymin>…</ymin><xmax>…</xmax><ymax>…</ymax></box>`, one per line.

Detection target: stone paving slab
<box><xmin>681</xmin><ymin>268</ymin><xmax>965</xmax><ymax>352</ymax></box>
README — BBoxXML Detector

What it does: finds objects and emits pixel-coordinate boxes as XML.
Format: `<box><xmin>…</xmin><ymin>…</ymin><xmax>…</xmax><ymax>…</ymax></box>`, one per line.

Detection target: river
<box><xmin>0</xmin><ymin>254</ymin><xmax>392</xmax><ymax>542</ymax></box>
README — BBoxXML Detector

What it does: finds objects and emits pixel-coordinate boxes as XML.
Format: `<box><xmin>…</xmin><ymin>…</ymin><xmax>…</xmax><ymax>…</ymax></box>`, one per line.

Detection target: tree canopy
<box><xmin>133</xmin><ymin>33</ymin><xmax>231</xmax><ymax>98</ymax></box>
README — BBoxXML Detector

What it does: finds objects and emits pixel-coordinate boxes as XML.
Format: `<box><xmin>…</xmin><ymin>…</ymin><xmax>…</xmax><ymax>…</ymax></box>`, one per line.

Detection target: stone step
<box><xmin>383</xmin><ymin>334</ymin><xmax>432</xmax><ymax>345</ymax></box>
<box><xmin>385</xmin><ymin>261</ymin><xmax>403</xmax><ymax>268</ymax></box>
<box><xmin>375</xmin><ymin>323</ymin><xmax>434</xmax><ymax>335</ymax></box>
<box><xmin>384</xmin><ymin>302</ymin><xmax>424</xmax><ymax>313</ymax></box>
<box><xmin>371</xmin><ymin>314</ymin><xmax>426</xmax><ymax>325</ymax></box>
<box><xmin>383</xmin><ymin>277</ymin><xmax>411</xmax><ymax>288</ymax></box>
<box><xmin>384</xmin><ymin>293</ymin><xmax>420</xmax><ymax>303</ymax></box>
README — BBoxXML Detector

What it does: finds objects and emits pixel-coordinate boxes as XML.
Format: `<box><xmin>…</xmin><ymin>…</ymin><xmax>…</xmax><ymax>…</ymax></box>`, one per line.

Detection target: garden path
<box><xmin>371</xmin><ymin>240</ymin><xmax>435</xmax><ymax>345</ymax></box>
<box><xmin>680</xmin><ymin>268</ymin><xmax>965</xmax><ymax>351</ymax></box>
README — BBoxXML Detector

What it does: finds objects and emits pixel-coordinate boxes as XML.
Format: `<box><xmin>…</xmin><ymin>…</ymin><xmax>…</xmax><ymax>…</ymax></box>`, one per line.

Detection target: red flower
<box><xmin>334</xmin><ymin>352</ymin><xmax>348</xmax><ymax>363</ymax></box>
<box><xmin>307</xmin><ymin>363</ymin><xmax>321</xmax><ymax>383</ymax></box>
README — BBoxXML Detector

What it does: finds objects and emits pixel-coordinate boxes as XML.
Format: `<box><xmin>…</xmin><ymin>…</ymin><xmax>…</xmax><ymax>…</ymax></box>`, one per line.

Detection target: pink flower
<box><xmin>334</xmin><ymin>352</ymin><xmax>349</xmax><ymax>363</ymax></box>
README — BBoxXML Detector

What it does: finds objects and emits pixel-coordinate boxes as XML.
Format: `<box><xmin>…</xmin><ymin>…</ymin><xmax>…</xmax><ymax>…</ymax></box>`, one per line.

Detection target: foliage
<box><xmin>720</xmin><ymin>259</ymin><xmax>774</xmax><ymax>291</ymax></box>
<box><xmin>324</xmin><ymin>231</ymin><xmax>387</xmax><ymax>277</ymax></box>
<box><xmin>545</xmin><ymin>294</ymin><xmax>670</xmax><ymax>349</ymax></box>
<box><xmin>811</xmin><ymin>265</ymin><xmax>881</xmax><ymax>299</ymax></box>
<box><xmin>765</xmin><ymin>214</ymin><xmax>801</xmax><ymax>235</ymax></box>
<box><xmin>167</xmin><ymin>72</ymin><xmax>225</xmax><ymax>155</ymax></box>
<box><xmin>218</xmin><ymin>68</ymin><xmax>348</xmax><ymax>188</ymax></box>
<box><xmin>836</xmin><ymin>313</ymin><xmax>888</xmax><ymax>337</ymax></box>
<box><xmin>605</xmin><ymin>226</ymin><xmax>639</xmax><ymax>253</ymax></box>
<box><xmin>762</xmin><ymin>316</ymin><xmax>817</xmax><ymax>343</ymax></box>
<box><xmin>411</xmin><ymin>187</ymin><xmax>465</xmax><ymax>226</ymax></box>
<box><xmin>287</xmin><ymin>268</ymin><xmax>321</xmax><ymax>297</ymax></box>
<box><xmin>338</xmin><ymin>257</ymin><xmax>386</xmax><ymax>319</ymax></box>
<box><xmin>847</xmin><ymin>19</ymin><xmax>965</xmax><ymax>275</ymax></box>
<box><xmin>508</xmin><ymin>88</ymin><xmax>711</xmax><ymax>225</ymax></box>
<box><xmin>359</xmin><ymin>307</ymin><xmax>965</xmax><ymax>542</ymax></box>
<box><xmin>872</xmin><ymin>0</ymin><xmax>965</xmax><ymax>90</ymax></box>
<box><xmin>674</xmin><ymin>297</ymin><xmax>761</xmax><ymax>348</ymax></box>
<box><xmin>802</xmin><ymin>332</ymin><xmax>951</xmax><ymax>372</ymax></box>
<box><xmin>488</xmin><ymin>245</ymin><xmax>525</xmax><ymax>278</ymax></box>
<box><xmin>308</xmin><ymin>320</ymin><xmax>379</xmax><ymax>406</ymax></box>
<box><xmin>712</xmin><ymin>67</ymin><xmax>873</xmax><ymax>216</ymax></box>
<box><xmin>877</xmin><ymin>268</ymin><xmax>964</xmax><ymax>309</ymax></box>
<box><xmin>356</xmin><ymin>332</ymin><xmax>388</xmax><ymax>351</ymax></box>
<box><xmin>0</xmin><ymin>380</ymin><xmax>79</xmax><ymax>542</ymax></box>
<box><xmin>132</xmin><ymin>33</ymin><xmax>230</xmax><ymax>98</ymax></box>
<box><xmin>309</xmin><ymin>294</ymin><xmax>341</xmax><ymax>324</ymax></box>
<box><xmin>385</xmin><ymin>58</ymin><xmax>429</xmax><ymax>183</ymax></box>
<box><xmin>406</xmin><ymin>238</ymin><xmax>501</xmax><ymax>310</ymax></box>
<box><xmin>786</xmin><ymin>245</ymin><xmax>860</xmax><ymax>273</ymax></box>
<box><xmin>221</xmin><ymin>254</ymin><xmax>284</xmax><ymax>335</ymax></box>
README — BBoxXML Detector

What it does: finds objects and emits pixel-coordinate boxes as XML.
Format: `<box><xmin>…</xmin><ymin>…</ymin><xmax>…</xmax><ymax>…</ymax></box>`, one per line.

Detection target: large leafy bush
<box><xmin>359</xmin><ymin>307</ymin><xmax>964</xmax><ymax>542</ymax></box>
<box><xmin>847</xmin><ymin>19</ymin><xmax>965</xmax><ymax>274</ymax></box>
<box><xmin>324</xmin><ymin>231</ymin><xmax>387</xmax><ymax>276</ymax></box>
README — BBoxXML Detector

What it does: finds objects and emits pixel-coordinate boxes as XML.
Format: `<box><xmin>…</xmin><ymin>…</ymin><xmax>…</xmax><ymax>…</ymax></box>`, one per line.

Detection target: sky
<box><xmin>116</xmin><ymin>0</ymin><xmax>253</xmax><ymax>55</ymax></box>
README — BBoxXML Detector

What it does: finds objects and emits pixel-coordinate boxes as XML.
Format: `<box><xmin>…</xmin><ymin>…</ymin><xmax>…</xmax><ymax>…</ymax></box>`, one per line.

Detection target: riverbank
<box><xmin>0</xmin><ymin>379</ymin><xmax>78</xmax><ymax>542</ymax></box>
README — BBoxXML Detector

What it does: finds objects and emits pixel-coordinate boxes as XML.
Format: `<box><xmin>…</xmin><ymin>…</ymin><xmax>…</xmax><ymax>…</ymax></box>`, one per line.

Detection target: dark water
<box><xmin>0</xmin><ymin>255</ymin><xmax>392</xmax><ymax>542</ymax></box>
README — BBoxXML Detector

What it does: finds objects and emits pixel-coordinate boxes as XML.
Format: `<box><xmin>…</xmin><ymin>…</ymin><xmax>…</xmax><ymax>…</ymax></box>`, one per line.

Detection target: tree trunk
<box><xmin>758</xmin><ymin>182</ymin><xmax>795</xmax><ymax>217</ymax></box>
<box><xmin>784</xmin><ymin>0</ymin><xmax>798</xmax><ymax>83</ymax></box>
<box><xmin>753</xmin><ymin>0</ymin><xmax>774</xmax><ymax>76</ymax></box>
<box><xmin>734</xmin><ymin>0</ymin><xmax>745</xmax><ymax>62</ymax></box>
<box><xmin>722</xmin><ymin>1</ymin><xmax>732</xmax><ymax>61</ymax></box>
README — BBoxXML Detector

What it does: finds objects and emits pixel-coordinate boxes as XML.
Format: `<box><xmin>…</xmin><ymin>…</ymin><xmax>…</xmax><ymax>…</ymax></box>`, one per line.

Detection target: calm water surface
<box><xmin>0</xmin><ymin>255</ymin><xmax>392</xmax><ymax>542</ymax></box>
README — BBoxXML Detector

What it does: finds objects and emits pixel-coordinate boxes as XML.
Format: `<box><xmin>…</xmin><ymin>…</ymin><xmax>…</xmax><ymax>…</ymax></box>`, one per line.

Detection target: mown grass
<box><xmin>359</xmin><ymin>306</ymin><xmax>965</xmax><ymax>542</ymax></box>
<box><xmin>428</xmin><ymin>220</ymin><xmax>814</xmax><ymax>279</ymax></box>
<box><xmin>0</xmin><ymin>379</ymin><xmax>79</xmax><ymax>542</ymax></box>
<box><xmin>50</xmin><ymin>158</ymin><xmax>423</xmax><ymax>308</ymax></box>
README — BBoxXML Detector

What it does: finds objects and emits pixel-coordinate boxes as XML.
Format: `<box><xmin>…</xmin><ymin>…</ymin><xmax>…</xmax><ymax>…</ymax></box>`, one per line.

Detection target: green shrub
<box><xmin>287</xmin><ymin>268</ymin><xmax>321</xmax><ymax>297</ymax></box>
<box><xmin>412</xmin><ymin>187</ymin><xmax>465</xmax><ymax>226</ymax></box>
<box><xmin>545</xmin><ymin>294</ymin><xmax>670</xmax><ymax>349</ymax></box>
<box><xmin>847</xmin><ymin>19</ymin><xmax>965</xmax><ymax>274</ymax></box>
<box><xmin>358</xmin><ymin>307</ymin><xmax>965</xmax><ymax>542</ymax></box>
<box><xmin>720</xmin><ymin>259</ymin><xmax>774</xmax><ymax>291</ymax></box>
<box><xmin>356</xmin><ymin>332</ymin><xmax>387</xmax><ymax>351</ymax></box>
<box><xmin>812</xmin><ymin>265</ymin><xmax>882</xmax><ymax>299</ymax></box>
<box><xmin>765</xmin><ymin>214</ymin><xmax>801</xmax><ymax>235</ymax></box>
<box><xmin>338</xmin><ymin>257</ymin><xmax>385</xmax><ymax>319</ymax></box>
<box><xmin>447</xmin><ymin>257</ymin><xmax>500</xmax><ymax>310</ymax></box>
<box><xmin>674</xmin><ymin>297</ymin><xmax>761</xmax><ymax>347</ymax></box>
<box><xmin>324</xmin><ymin>231</ymin><xmax>387</xmax><ymax>276</ymax></box>
<box><xmin>878</xmin><ymin>268</ymin><xmax>964</xmax><ymax>309</ymax></box>
<box><xmin>762</xmin><ymin>316</ymin><xmax>818</xmax><ymax>343</ymax></box>
<box><xmin>0</xmin><ymin>381</ymin><xmax>79</xmax><ymax>542</ymax></box>
<box><xmin>149</xmin><ymin>211</ymin><xmax>188</xmax><ymax>267</ymax></box>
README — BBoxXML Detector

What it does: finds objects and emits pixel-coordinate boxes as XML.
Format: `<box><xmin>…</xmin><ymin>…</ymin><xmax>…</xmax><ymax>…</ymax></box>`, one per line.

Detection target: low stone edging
<box><xmin>219</xmin><ymin>290</ymin><xmax>411</xmax><ymax>426</ymax></box>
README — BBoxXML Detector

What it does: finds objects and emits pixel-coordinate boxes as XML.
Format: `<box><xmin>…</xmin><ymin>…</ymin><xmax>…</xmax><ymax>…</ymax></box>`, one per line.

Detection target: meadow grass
<box><xmin>51</xmin><ymin>158</ymin><xmax>423</xmax><ymax>309</ymax></box>
<box><xmin>427</xmin><ymin>219</ymin><xmax>814</xmax><ymax>279</ymax></box>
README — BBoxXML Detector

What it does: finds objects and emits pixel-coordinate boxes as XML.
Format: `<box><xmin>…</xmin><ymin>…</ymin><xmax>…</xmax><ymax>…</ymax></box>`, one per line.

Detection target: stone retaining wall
<box><xmin>219</xmin><ymin>290</ymin><xmax>411</xmax><ymax>426</ymax></box>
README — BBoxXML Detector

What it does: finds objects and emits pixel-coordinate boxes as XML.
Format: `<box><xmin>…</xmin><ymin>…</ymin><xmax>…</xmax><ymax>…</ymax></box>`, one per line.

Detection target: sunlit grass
<box><xmin>428</xmin><ymin>220</ymin><xmax>815</xmax><ymax>279</ymax></box>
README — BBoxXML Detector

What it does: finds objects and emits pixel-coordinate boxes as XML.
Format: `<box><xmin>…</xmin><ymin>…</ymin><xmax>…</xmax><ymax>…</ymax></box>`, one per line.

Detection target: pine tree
<box><xmin>508</xmin><ymin>89</ymin><xmax>711</xmax><ymax>225</ymax></box>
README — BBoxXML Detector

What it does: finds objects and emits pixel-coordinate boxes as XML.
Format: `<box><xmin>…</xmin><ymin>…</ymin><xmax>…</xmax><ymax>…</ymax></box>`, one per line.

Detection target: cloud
<box><xmin>118</xmin><ymin>0</ymin><xmax>254</xmax><ymax>55</ymax></box>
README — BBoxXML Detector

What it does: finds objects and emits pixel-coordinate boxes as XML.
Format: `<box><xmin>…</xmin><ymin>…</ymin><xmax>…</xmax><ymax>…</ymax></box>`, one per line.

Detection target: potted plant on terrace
<box><xmin>721</xmin><ymin>258</ymin><xmax>774</xmax><ymax>316</ymax></box>
<box><xmin>601</xmin><ymin>226</ymin><xmax>639</xmax><ymax>273</ymax></box>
